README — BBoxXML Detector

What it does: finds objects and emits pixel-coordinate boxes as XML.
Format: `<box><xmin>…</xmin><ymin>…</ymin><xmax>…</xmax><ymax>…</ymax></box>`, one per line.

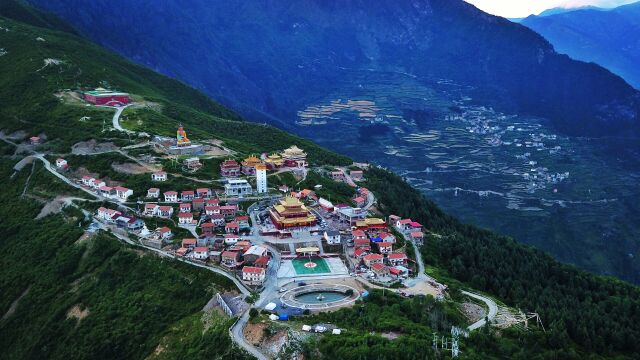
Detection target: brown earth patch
<box><xmin>244</xmin><ymin>322</ymin><xmax>267</xmax><ymax>345</ymax></box>
<box><xmin>112</xmin><ymin>162</ymin><xmax>152</xmax><ymax>174</ymax></box>
<box><xmin>71</xmin><ymin>139</ymin><xmax>118</xmax><ymax>155</ymax></box>
<box><xmin>66</xmin><ymin>304</ymin><xmax>90</xmax><ymax>322</ymax></box>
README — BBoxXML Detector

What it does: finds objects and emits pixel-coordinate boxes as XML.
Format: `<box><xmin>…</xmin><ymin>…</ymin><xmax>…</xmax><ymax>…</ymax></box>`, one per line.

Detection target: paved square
<box><xmin>292</xmin><ymin>257</ymin><xmax>331</xmax><ymax>275</ymax></box>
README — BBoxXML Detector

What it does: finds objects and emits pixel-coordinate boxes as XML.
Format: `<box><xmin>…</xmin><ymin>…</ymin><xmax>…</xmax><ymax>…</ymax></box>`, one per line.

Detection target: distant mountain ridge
<box><xmin>521</xmin><ymin>1</ymin><xmax>640</xmax><ymax>89</ymax></box>
<box><xmin>25</xmin><ymin>0</ymin><xmax>640</xmax><ymax>137</ymax></box>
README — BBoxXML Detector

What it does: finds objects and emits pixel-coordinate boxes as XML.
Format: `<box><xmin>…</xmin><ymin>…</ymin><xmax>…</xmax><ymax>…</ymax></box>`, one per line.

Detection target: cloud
<box><xmin>465</xmin><ymin>0</ymin><xmax>639</xmax><ymax>17</ymax></box>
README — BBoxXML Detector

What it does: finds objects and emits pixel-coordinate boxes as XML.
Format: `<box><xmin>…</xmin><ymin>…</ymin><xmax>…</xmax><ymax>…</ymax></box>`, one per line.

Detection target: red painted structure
<box><xmin>83</xmin><ymin>90</ymin><xmax>130</xmax><ymax>106</ymax></box>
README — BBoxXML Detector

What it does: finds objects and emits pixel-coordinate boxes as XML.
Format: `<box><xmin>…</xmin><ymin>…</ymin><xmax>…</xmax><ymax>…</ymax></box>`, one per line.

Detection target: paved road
<box><xmin>111</xmin><ymin>105</ymin><xmax>133</xmax><ymax>133</ymax></box>
<box><xmin>462</xmin><ymin>290</ymin><xmax>498</xmax><ymax>331</ymax></box>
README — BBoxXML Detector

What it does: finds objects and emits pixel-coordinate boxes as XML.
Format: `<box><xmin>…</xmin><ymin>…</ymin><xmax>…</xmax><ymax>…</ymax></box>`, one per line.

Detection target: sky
<box><xmin>464</xmin><ymin>0</ymin><xmax>639</xmax><ymax>18</ymax></box>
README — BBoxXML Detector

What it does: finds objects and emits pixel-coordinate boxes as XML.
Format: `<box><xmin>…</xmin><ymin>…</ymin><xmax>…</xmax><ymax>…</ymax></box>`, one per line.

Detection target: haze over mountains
<box><xmin>26</xmin><ymin>0</ymin><xmax>640</xmax><ymax>283</ymax></box>
<box><xmin>521</xmin><ymin>1</ymin><xmax>640</xmax><ymax>89</ymax></box>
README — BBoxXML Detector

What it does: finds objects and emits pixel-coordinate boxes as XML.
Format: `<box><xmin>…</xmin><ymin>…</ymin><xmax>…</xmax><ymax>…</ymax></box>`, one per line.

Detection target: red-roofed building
<box><xmin>157</xmin><ymin>227</ymin><xmax>172</xmax><ymax>239</ymax></box>
<box><xmin>371</xmin><ymin>263</ymin><xmax>389</xmax><ymax>276</ymax></box>
<box><xmin>206</xmin><ymin>198</ymin><xmax>220</xmax><ymax>207</ymax></box>
<box><xmin>192</xmin><ymin>197</ymin><xmax>205</xmax><ymax>211</ymax></box>
<box><xmin>144</xmin><ymin>203</ymin><xmax>159</xmax><ymax>216</ymax></box>
<box><xmin>242</xmin><ymin>266</ymin><xmax>266</xmax><ymax>284</ymax></box>
<box><xmin>254</xmin><ymin>256</ymin><xmax>270</xmax><ymax>268</ymax></box>
<box><xmin>224</xmin><ymin>234</ymin><xmax>240</xmax><ymax>245</ymax></box>
<box><xmin>200</xmin><ymin>222</ymin><xmax>216</xmax><ymax>237</ymax></box>
<box><xmin>176</xmin><ymin>247</ymin><xmax>188</xmax><ymax>257</ymax></box>
<box><xmin>178</xmin><ymin>212</ymin><xmax>193</xmax><ymax>225</ymax></box>
<box><xmin>396</xmin><ymin>218</ymin><xmax>413</xmax><ymax>231</ymax></box>
<box><xmin>350</xmin><ymin>170</ymin><xmax>364</xmax><ymax>181</ymax></box>
<box><xmin>378</xmin><ymin>242</ymin><xmax>393</xmax><ymax>254</ymax></box>
<box><xmin>181</xmin><ymin>190</ymin><xmax>195</xmax><ymax>201</ymax></box>
<box><xmin>158</xmin><ymin>205</ymin><xmax>173</xmax><ymax>218</ymax></box>
<box><xmin>353</xmin><ymin>248</ymin><xmax>368</xmax><ymax>259</ymax></box>
<box><xmin>147</xmin><ymin>188</ymin><xmax>160</xmax><ymax>198</ymax></box>
<box><xmin>410</xmin><ymin>231</ymin><xmax>424</xmax><ymax>245</ymax></box>
<box><xmin>352</xmin><ymin>230</ymin><xmax>367</xmax><ymax>241</ymax></box>
<box><xmin>409</xmin><ymin>222</ymin><xmax>423</xmax><ymax>231</ymax></box>
<box><xmin>354</xmin><ymin>238</ymin><xmax>371</xmax><ymax>251</ymax></box>
<box><xmin>221</xmin><ymin>251</ymin><xmax>241</xmax><ymax>268</ymax></box>
<box><xmin>220</xmin><ymin>159</ymin><xmax>241</xmax><ymax>178</ymax></box>
<box><xmin>179</xmin><ymin>203</ymin><xmax>192</xmax><ymax>213</ymax></box>
<box><xmin>225</xmin><ymin>221</ymin><xmax>239</xmax><ymax>234</ymax></box>
<box><xmin>363</xmin><ymin>253</ymin><xmax>384</xmax><ymax>267</ymax></box>
<box><xmin>190</xmin><ymin>246</ymin><xmax>209</xmax><ymax>260</ymax></box>
<box><xmin>210</xmin><ymin>214</ymin><xmax>225</xmax><ymax>226</ymax></box>
<box><xmin>164</xmin><ymin>191</ymin><xmax>178</xmax><ymax>202</ymax></box>
<box><xmin>389</xmin><ymin>266</ymin><xmax>408</xmax><ymax>279</ymax></box>
<box><xmin>378</xmin><ymin>232</ymin><xmax>396</xmax><ymax>244</ymax></box>
<box><xmin>182</xmin><ymin>238</ymin><xmax>197</xmax><ymax>248</ymax></box>
<box><xmin>387</xmin><ymin>252</ymin><xmax>408</xmax><ymax>266</ymax></box>
<box><xmin>220</xmin><ymin>205</ymin><xmax>237</xmax><ymax>216</ymax></box>
<box><xmin>353</xmin><ymin>196</ymin><xmax>366</xmax><ymax>208</ymax></box>
<box><xmin>114</xmin><ymin>186</ymin><xmax>133</xmax><ymax>201</ymax></box>
<box><xmin>151</xmin><ymin>171</ymin><xmax>167</xmax><ymax>182</ymax></box>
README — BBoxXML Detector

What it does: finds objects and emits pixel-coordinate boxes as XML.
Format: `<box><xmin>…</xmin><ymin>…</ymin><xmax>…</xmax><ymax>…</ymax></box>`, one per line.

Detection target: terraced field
<box><xmin>294</xmin><ymin>70</ymin><xmax>640</xmax><ymax>282</ymax></box>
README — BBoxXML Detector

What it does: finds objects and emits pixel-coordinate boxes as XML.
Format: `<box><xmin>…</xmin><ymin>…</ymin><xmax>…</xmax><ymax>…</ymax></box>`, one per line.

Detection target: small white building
<box><xmin>224</xmin><ymin>234</ymin><xmax>240</xmax><ymax>245</ymax></box>
<box><xmin>224</xmin><ymin>179</ymin><xmax>253</xmax><ymax>196</ymax></box>
<box><xmin>92</xmin><ymin>179</ymin><xmax>106</xmax><ymax>190</ymax></box>
<box><xmin>114</xmin><ymin>186</ymin><xmax>133</xmax><ymax>201</ymax></box>
<box><xmin>323</xmin><ymin>230</ymin><xmax>341</xmax><ymax>245</ymax></box>
<box><xmin>55</xmin><ymin>158</ymin><xmax>67</xmax><ymax>168</ymax></box>
<box><xmin>144</xmin><ymin>203</ymin><xmax>159</xmax><ymax>216</ymax></box>
<box><xmin>147</xmin><ymin>188</ymin><xmax>160</xmax><ymax>198</ymax></box>
<box><xmin>178</xmin><ymin>212</ymin><xmax>193</xmax><ymax>225</ymax></box>
<box><xmin>157</xmin><ymin>226</ymin><xmax>172</xmax><ymax>239</ymax></box>
<box><xmin>242</xmin><ymin>266</ymin><xmax>266</xmax><ymax>285</ymax></box>
<box><xmin>190</xmin><ymin>246</ymin><xmax>209</xmax><ymax>260</ymax></box>
<box><xmin>151</xmin><ymin>171</ymin><xmax>167</xmax><ymax>181</ymax></box>
<box><xmin>164</xmin><ymin>191</ymin><xmax>178</xmax><ymax>202</ymax></box>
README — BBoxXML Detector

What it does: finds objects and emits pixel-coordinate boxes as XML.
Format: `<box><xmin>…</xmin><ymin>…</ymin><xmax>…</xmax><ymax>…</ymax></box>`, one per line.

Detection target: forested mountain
<box><xmin>521</xmin><ymin>1</ymin><xmax>640</xmax><ymax>88</ymax></box>
<box><xmin>2</xmin><ymin>1</ymin><xmax>640</xmax><ymax>359</ymax></box>
<box><xmin>25</xmin><ymin>0</ymin><xmax>640</xmax><ymax>136</ymax></box>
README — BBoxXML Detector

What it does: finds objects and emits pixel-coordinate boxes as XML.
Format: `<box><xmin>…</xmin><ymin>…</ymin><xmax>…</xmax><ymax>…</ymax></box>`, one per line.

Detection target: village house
<box><xmin>147</xmin><ymin>188</ymin><xmax>160</xmax><ymax>198</ymax></box>
<box><xmin>330</xmin><ymin>170</ymin><xmax>345</xmax><ymax>181</ymax></box>
<box><xmin>221</xmin><ymin>251</ymin><xmax>241</xmax><ymax>268</ymax></box>
<box><xmin>224</xmin><ymin>234</ymin><xmax>240</xmax><ymax>245</ymax></box>
<box><xmin>318</xmin><ymin>198</ymin><xmax>334</xmax><ymax>212</ymax></box>
<box><xmin>395</xmin><ymin>219</ymin><xmax>413</xmax><ymax>231</ymax></box>
<box><xmin>151</xmin><ymin>171</ymin><xmax>167</xmax><ymax>181</ymax></box>
<box><xmin>210</xmin><ymin>214</ymin><xmax>226</xmax><ymax>226</ymax></box>
<box><xmin>377</xmin><ymin>232</ymin><xmax>396</xmax><ymax>244</ymax></box>
<box><xmin>30</xmin><ymin>136</ymin><xmax>41</xmax><ymax>145</ymax></box>
<box><xmin>207</xmin><ymin>198</ymin><xmax>220</xmax><ymax>207</ymax></box>
<box><xmin>220</xmin><ymin>159</ymin><xmax>241</xmax><ymax>177</ymax></box>
<box><xmin>176</xmin><ymin>247</ymin><xmax>188</xmax><ymax>257</ymax></box>
<box><xmin>178</xmin><ymin>212</ymin><xmax>194</xmax><ymax>225</ymax></box>
<box><xmin>236</xmin><ymin>215</ymin><xmax>250</xmax><ymax>229</ymax></box>
<box><xmin>243</xmin><ymin>245</ymin><xmax>268</xmax><ymax>264</ymax></box>
<box><xmin>164</xmin><ymin>191</ymin><xmax>178</xmax><ymax>202</ymax></box>
<box><xmin>192</xmin><ymin>197</ymin><xmax>205</xmax><ymax>211</ymax></box>
<box><xmin>182</xmin><ymin>238</ymin><xmax>197</xmax><ymax>249</ymax></box>
<box><xmin>363</xmin><ymin>253</ymin><xmax>384</xmax><ymax>268</ymax></box>
<box><xmin>410</xmin><ymin>231</ymin><xmax>424</xmax><ymax>245</ymax></box>
<box><xmin>336</xmin><ymin>206</ymin><xmax>366</xmax><ymax>225</ymax></box>
<box><xmin>157</xmin><ymin>227</ymin><xmax>173</xmax><ymax>240</ymax></box>
<box><xmin>354</xmin><ymin>238</ymin><xmax>371</xmax><ymax>251</ymax></box>
<box><xmin>353</xmin><ymin>248</ymin><xmax>369</xmax><ymax>259</ymax></box>
<box><xmin>158</xmin><ymin>205</ymin><xmax>174</xmax><ymax>218</ymax></box>
<box><xmin>387</xmin><ymin>252</ymin><xmax>408</xmax><ymax>267</ymax></box>
<box><xmin>323</xmin><ymin>230</ymin><xmax>341</xmax><ymax>245</ymax></box>
<box><xmin>350</xmin><ymin>170</ymin><xmax>364</xmax><ymax>181</ymax></box>
<box><xmin>181</xmin><ymin>190</ymin><xmax>195</xmax><ymax>201</ymax></box>
<box><xmin>179</xmin><ymin>203</ymin><xmax>192</xmax><ymax>213</ymax></box>
<box><xmin>242</xmin><ymin>266</ymin><xmax>266</xmax><ymax>285</ymax></box>
<box><xmin>209</xmin><ymin>251</ymin><xmax>222</xmax><ymax>263</ymax></box>
<box><xmin>99</xmin><ymin>186</ymin><xmax>115</xmax><ymax>198</ymax></box>
<box><xmin>371</xmin><ymin>263</ymin><xmax>389</xmax><ymax>277</ymax></box>
<box><xmin>205</xmin><ymin>205</ymin><xmax>220</xmax><ymax>216</ymax></box>
<box><xmin>196</xmin><ymin>188</ymin><xmax>211</xmax><ymax>199</ymax></box>
<box><xmin>55</xmin><ymin>158</ymin><xmax>68</xmax><ymax>169</ymax></box>
<box><xmin>378</xmin><ymin>242</ymin><xmax>393</xmax><ymax>255</ymax></box>
<box><xmin>225</xmin><ymin>221</ymin><xmax>239</xmax><ymax>234</ymax></box>
<box><xmin>352</xmin><ymin>230</ymin><xmax>367</xmax><ymax>241</ymax></box>
<box><xmin>389</xmin><ymin>266</ymin><xmax>408</xmax><ymax>279</ymax></box>
<box><xmin>81</xmin><ymin>176</ymin><xmax>94</xmax><ymax>187</ymax></box>
<box><xmin>224</xmin><ymin>179</ymin><xmax>252</xmax><ymax>196</ymax></box>
<box><xmin>144</xmin><ymin>204</ymin><xmax>159</xmax><ymax>216</ymax></box>
<box><xmin>90</xmin><ymin>179</ymin><xmax>106</xmax><ymax>190</ymax></box>
<box><xmin>184</xmin><ymin>157</ymin><xmax>202</xmax><ymax>171</ymax></box>
<box><xmin>200</xmin><ymin>222</ymin><xmax>216</xmax><ymax>237</ymax></box>
<box><xmin>353</xmin><ymin>196</ymin><xmax>366</xmax><ymax>208</ymax></box>
<box><xmin>220</xmin><ymin>204</ymin><xmax>238</xmax><ymax>216</ymax></box>
<box><xmin>388</xmin><ymin>214</ymin><xmax>401</xmax><ymax>226</ymax></box>
<box><xmin>190</xmin><ymin>246</ymin><xmax>209</xmax><ymax>260</ymax></box>
<box><xmin>97</xmin><ymin>207</ymin><xmax>121</xmax><ymax>221</ymax></box>
<box><xmin>254</xmin><ymin>256</ymin><xmax>269</xmax><ymax>268</ymax></box>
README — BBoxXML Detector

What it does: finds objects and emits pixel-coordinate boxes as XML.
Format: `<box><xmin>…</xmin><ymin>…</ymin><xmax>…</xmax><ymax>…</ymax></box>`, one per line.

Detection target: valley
<box><xmin>293</xmin><ymin>70</ymin><xmax>640</xmax><ymax>281</ymax></box>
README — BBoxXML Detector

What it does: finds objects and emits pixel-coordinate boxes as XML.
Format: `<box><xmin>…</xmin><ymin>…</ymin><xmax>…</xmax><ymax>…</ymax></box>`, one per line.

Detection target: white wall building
<box><xmin>255</xmin><ymin>164</ymin><xmax>267</xmax><ymax>194</ymax></box>
<box><xmin>224</xmin><ymin>179</ymin><xmax>253</xmax><ymax>196</ymax></box>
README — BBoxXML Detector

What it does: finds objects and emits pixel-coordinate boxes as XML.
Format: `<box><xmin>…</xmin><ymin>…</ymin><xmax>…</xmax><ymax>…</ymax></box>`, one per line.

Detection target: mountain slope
<box><xmin>25</xmin><ymin>0</ymin><xmax>640</xmax><ymax>136</ymax></box>
<box><xmin>1</xmin><ymin>3</ymin><xmax>640</xmax><ymax>359</ymax></box>
<box><xmin>521</xmin><ymin>2</ymin><xmax>640</xmax><ymax>89</ymax></box>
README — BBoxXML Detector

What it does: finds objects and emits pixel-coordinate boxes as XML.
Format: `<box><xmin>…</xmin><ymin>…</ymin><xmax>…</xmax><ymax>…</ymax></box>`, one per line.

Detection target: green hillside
<box><xmin>1</xmin><ymin>2</ymin><xmax>640</xmax><ymax>359</ymax></box>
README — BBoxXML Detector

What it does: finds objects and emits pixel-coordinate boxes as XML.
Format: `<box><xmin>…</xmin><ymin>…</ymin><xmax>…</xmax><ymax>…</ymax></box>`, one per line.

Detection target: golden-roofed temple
<box><xmin>269</xmin><ymin>196</ymin><xmax>317</xmax><ymax>229</ymax></box>
<box><xmin>264</xmin><ymin>152</ymin><xmax>284</xmax><ymax>168</ymax></box>
<box><xmin>242</xmin><ymin>155</ymin><xmax>263</xmax><ymax>175</ymax></box>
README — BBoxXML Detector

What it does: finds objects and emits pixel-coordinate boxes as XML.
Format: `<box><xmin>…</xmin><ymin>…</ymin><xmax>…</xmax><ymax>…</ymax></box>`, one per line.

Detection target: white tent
<box><xmin>269</xmin><ymin>314</ymin><xmax>279</xmax><ymax>321</ymax></box>
<box><xmin>302</xmin><ymin>325</ymin><xmax>312</xmax><ymax>332</ymax></box>
<box><xmin>332</xmin><ymin>329</ymin><xmax>342</xmax><ymax>335</ymax></box>
<box><xmin>264</xmin><ymin>302</ymin><xmax>277</xmax><ymax>311</ymax></box>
